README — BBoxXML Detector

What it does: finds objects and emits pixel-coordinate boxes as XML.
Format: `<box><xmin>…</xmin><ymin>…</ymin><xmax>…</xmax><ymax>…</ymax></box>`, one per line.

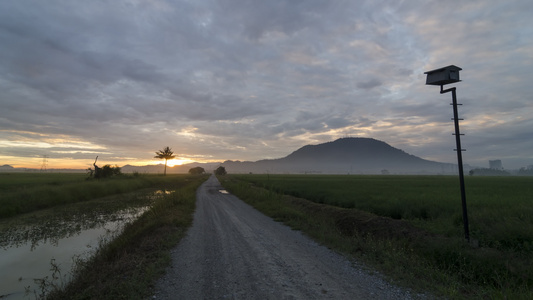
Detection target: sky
<box><xmin>1</xmin><ymin>0</ymin><xmax>532</xmax><ymax>170</ymax></box>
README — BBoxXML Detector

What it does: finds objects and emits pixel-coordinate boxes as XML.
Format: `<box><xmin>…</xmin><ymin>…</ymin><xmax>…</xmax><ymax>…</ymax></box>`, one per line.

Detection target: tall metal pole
<box><xmin>441</xmin><ymin>86</ymin><xmax>470</xmax><ymax>242</ymax></box>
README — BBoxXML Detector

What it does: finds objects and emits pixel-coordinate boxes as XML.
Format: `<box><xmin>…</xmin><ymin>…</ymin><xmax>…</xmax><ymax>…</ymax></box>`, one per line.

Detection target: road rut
<box><xmin>152</xmin><ymin>175</ymin><xmax>421</xmax><ymax>299</ymax></box>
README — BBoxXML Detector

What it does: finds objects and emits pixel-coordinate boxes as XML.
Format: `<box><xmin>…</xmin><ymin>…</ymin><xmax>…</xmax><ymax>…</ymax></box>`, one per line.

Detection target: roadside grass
<box><xmin>45</xmin><ymin>174</ymin><xmax>208</xmax><ymax>300</ymax></box>
<box><xmin>0</xmin><ymin>173</ymin><xmax>189</xmax><ymax>218</ymax></box>
<box><xmin>219</xmin><ymin>174</ymin><xmax>533</xmax><ymax>299</ymax></box>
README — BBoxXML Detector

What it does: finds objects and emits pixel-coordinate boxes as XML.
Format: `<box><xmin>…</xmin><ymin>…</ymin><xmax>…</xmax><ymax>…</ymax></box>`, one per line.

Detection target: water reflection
<box><xmin>0</xmin><ymin>206</ymin><xmax>146</xmax><ymax>251</ymax></box>
<box><xmin>0</xmin><ymin>189</ymin><xmax>173</xmax><ymax>299</ymax></box>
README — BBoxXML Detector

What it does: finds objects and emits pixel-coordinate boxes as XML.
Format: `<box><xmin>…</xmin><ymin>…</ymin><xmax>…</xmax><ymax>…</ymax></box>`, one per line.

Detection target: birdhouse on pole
<box><xmin>423</xmin><ymin>64</ymin><xmax>470</xmax><ymax>242</ymax></box>
<box><xmin>424</xmin><ymin>65</ymin><xmax>462</xmax><ymax>86</ymax></box>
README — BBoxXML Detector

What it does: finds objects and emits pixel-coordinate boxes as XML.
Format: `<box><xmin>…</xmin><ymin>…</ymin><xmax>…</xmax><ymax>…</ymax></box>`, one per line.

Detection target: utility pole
<box><xmin>424</xmin><ymin>65</ymin><xmax>470</xmax><ymax>242</ymax></box>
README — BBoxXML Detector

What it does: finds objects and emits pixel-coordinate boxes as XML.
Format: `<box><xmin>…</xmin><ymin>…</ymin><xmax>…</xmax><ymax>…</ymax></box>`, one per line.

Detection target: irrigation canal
<box><xmin>0</xmin><ymin>190</ymin><xmax>168</xmax><ymax>299</ymax></box>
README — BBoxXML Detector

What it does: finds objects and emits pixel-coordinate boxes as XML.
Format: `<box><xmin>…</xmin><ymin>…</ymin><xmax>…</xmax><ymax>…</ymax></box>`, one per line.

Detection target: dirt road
<box><xmin>152</xmin><ymin>175</ymin><xmax>421</xmax><ymax>299</ymax></box>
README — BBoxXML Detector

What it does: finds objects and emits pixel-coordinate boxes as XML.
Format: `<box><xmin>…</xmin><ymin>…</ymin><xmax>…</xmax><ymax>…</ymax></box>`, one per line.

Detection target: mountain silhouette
<box><xmin>223</xmin><ymin>138</ymin><xmax>456</xmax><ymax>174</ymax></box>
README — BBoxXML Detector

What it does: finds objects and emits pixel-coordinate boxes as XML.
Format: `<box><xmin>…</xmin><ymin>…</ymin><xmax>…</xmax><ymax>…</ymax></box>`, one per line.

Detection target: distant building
<box><xmin>489</xmin><ymin>160</ymin><xmax>503</xmax><ymax>170</ymax></box>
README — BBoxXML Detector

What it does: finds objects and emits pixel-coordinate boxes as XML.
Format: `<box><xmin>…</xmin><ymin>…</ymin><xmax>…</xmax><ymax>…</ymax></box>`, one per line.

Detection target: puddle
<box><xmin>0</xmin><ymin>190</ymin><xmax>167</xmax><ymax>299</ymax></box>
<box><xmin>219</xmin><ymin>190</ymin><xmax>229</xmax><ymax>194</ymax></box>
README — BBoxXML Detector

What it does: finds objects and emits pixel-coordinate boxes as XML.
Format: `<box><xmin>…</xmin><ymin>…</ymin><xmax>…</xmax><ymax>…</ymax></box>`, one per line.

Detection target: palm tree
<box><xmin>154</xmin><ymin>146</ymin><xmax>176</xmax><ymax>175</ymax></box>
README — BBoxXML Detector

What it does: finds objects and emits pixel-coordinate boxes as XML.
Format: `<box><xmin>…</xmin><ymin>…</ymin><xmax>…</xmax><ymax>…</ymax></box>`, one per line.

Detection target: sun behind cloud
<box><xmin>165</xmin><ymin>159</ymin><xmax>191</xmax><ymax>167</ymax></box>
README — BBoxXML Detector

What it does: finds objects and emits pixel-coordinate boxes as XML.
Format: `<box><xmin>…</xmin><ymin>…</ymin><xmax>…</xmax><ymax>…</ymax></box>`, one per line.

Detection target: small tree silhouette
<box><xmin>214</xmin><ymin>166</ymin><xmax>227</xmax><ymax>175</ymax></box>
<box><xmin>154</xmin><ymin>146</ymin><xmax>176</xmax><ymax>176</ymax></box>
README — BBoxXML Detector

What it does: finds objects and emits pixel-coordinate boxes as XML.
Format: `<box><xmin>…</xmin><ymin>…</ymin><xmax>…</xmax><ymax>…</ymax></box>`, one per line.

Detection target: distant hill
<box><xmin>121</xmin><ymin>164</ymin><xmax>166</xmax><ymax>174</ymax></box>
<box><xmin>121</xmin><ymin>162</ymin><xmax>220</xmax><ymax>174</ymax></box>
<box><xmin>222</xmin><ymin>138</ymin><xmax>456</xmax><ymax>174</ymax></box>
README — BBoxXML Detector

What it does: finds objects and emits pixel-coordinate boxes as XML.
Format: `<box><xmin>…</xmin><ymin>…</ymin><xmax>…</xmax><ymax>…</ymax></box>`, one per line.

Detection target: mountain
<box><xmin>222</xmin><ymin>138</ymin><xmax>456</xmax><ymax>174</ymax></box>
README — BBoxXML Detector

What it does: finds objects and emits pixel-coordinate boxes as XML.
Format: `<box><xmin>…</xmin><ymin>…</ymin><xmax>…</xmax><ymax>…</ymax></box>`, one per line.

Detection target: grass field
<box><xmin>220</xmin><ymin>174</ymin><xmax>533</xmax><ymax>299</ymax></box>
<box><xmin>0</xmin><ymin>172</ymin><xmax>194</xmax><ymax>218</ymax></box>
<box><xmin>0</xmin><ymin>173</ymin><xmax>88</xmax><ymax>192</ymax></box>
<box><xmin>235</xmin><ymin>174</ymin><xmax>533</xmax><ymax>251</ymax></box>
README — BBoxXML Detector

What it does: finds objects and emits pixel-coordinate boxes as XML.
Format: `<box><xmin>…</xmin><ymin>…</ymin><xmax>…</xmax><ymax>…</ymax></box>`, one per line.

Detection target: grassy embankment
<box><xmin>0</xmin><ymin>172</ymin><xmax>208</xmax><ymax>299</ymax></box>
<box><xmin>219</xmin><ymin>174</ymin><xmax>533</xmax><ymax>299</ymax></box>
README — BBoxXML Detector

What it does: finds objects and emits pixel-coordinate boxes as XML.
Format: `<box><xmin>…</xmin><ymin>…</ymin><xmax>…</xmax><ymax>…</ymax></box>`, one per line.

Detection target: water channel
<box><xmin>0</xmin><ymin>189</ymin><xmax>170</xmax><ymax>299</ymax></box>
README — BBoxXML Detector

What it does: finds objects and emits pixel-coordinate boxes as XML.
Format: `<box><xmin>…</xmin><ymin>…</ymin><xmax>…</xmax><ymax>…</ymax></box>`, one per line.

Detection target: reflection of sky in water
<box><xmin>2</xmin><ymin>225</ymin><xmax>116</xmax><ymax>299</ymax></box>
<box><xmin>0</xmin><ymin>189</ymin><xmax>170</xmax><ymax>299</ymax></box>
<box><xmin>0</xmin><ymin>207</ymin><xmax>145</xmax><ymax>250</ymax></box>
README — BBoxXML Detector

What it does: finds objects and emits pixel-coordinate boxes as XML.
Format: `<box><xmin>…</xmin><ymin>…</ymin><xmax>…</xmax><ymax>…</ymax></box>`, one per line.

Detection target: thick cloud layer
<box><xmin>1</xmin><ymin>0</ymin><xmax>532</xmax><ymax>169</ymax></box>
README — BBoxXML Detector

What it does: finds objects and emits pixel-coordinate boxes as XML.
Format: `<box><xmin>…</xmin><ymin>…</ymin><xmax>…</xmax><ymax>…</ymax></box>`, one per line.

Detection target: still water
<box><xmin>0</xmin><ymin>190</ymin><xmax>167</xmax><ymax>299</ymax></box>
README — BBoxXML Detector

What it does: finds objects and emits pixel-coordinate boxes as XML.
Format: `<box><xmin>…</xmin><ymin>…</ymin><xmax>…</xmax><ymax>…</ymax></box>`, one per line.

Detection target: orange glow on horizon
<box><xmin>165</xmin><ymin>159</ymin><xmax>189</xmax><ymax>167</ymax></box>
<box><xmin>1</xmin><ymin>155</ymin><xmax>221</xmax><ymax>170</ymax></box>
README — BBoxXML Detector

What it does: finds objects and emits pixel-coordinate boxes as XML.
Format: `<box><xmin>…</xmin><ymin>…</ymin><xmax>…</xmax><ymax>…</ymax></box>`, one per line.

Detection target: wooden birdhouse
<box><xmin>424</xmin><ymin>65</ymin><xmax>462</xmax><ymax>86</ymax></box>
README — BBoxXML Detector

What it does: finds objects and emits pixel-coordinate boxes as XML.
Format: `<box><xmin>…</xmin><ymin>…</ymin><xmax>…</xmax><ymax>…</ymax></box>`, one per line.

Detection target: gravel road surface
<box><xmin>152</xmin><ymin>175</ymin><xmax>422</xmax><ymax>299</ymax></box>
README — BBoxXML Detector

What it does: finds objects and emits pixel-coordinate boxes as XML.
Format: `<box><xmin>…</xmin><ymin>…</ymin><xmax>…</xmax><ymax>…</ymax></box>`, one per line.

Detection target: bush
<box><xmin>188</xmin><ymin>167</ymin><xmax>206</xmax><ymax>175</ymax></box>
<box><xmin>214</xmin><ymin>166</ymin><xmax>227</xmax><ymax>175</ymax></box>
<box><xmin>88</xmin><ymin>165</ymin><xmax>122</xmax><ymax>179</ymax></box>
